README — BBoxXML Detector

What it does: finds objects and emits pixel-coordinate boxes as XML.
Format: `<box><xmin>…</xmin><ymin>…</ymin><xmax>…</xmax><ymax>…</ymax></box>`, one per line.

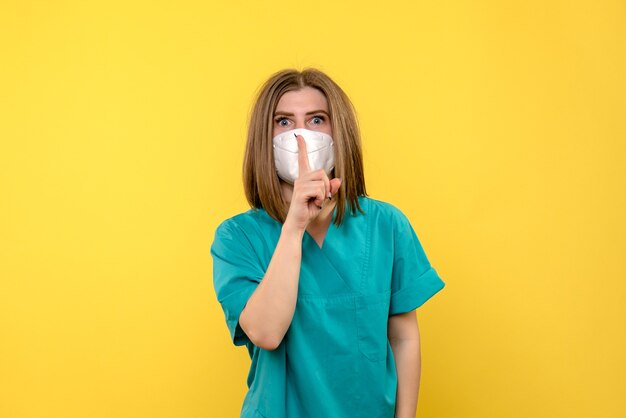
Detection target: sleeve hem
<box><xmin>222</xmin><ymin>287</ymin><xmax>257</xmax><ymax>346</ymax></box>
<box><xmin>389</xmin><ymin>267</ymin><xmax>445</xmax><ymax>315</ymax></box>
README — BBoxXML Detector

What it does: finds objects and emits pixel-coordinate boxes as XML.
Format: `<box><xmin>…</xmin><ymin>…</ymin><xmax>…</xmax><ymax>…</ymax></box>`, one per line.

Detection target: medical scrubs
<box><xmin>211</xmin><ymin>196</ymin><xmax>445</xmax><ymax>418</ymax></box>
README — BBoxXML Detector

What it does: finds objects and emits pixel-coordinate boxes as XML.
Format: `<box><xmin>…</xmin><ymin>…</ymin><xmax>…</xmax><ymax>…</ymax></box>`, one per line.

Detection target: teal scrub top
<box><xmin>211</xmin><ymin>196</ymin><xmax>445</xmax><ymax>418</ymax></box>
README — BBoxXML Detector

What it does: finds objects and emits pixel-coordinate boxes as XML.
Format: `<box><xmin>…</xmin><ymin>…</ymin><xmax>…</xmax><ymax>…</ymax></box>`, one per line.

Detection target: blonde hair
<box><xmin>243</xmin><ymin>68</ymin><xmax>367</xmax><ymax>225</ymax></box>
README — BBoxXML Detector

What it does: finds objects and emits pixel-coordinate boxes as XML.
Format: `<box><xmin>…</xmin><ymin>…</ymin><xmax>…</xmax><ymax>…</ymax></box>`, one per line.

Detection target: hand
<box><xmin>284</xmin><ymin>135</ymin><xmax>342</xmax><ymax>232</ymax></box>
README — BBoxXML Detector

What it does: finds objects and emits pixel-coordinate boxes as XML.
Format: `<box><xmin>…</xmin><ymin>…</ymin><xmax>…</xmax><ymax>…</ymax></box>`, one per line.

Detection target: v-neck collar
<box><xmin>303</xmin><ymin>202</ymin><xmax>338</xmax><ymax>251</ymax></box>
<box><xmin>254</xmin><ymin>199</ymin><xmax>342</xmax><ymax>251</ymax></box>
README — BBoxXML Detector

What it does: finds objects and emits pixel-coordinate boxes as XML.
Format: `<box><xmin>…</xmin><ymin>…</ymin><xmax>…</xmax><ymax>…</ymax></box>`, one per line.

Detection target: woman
<box><xmin>211</xmin><ymin>68</ymin><xmax>445</xmax><ymax>418</ymax></box>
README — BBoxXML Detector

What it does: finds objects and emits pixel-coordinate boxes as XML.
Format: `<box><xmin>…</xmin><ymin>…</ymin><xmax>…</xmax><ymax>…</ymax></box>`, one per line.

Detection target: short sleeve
<box><xmin>210</xmin><ymin>218</ymin><xmax>265</xmax><ymax>346</ymax></box>
<box><xmin>389</xmin><ymin>210</ymin><xmax>445</xmax><ymax>315</ymax></box>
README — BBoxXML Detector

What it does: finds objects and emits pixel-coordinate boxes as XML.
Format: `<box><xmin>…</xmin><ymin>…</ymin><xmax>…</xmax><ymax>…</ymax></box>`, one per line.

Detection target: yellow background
<box><xmin>1</xmin><ymin>1</ymin><xmax>624</xmax><ymax>417</ymax></box>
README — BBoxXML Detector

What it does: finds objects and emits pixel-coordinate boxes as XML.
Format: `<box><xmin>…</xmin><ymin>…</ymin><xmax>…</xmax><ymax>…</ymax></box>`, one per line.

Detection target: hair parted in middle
<box><xmin>243</xmin><ymin>68</ymin><xmax>367</xmax><ymax>226</ymax></box>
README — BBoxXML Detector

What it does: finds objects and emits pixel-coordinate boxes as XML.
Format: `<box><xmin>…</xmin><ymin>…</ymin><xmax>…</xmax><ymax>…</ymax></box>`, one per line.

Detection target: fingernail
<box><xmin>328</xmin><ymin>192</ymin><xmax>332</xmax><ymax>199</ymax></box>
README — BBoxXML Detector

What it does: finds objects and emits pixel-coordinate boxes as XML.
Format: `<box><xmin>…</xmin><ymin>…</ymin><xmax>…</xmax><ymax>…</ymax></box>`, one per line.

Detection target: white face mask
<box><xmin>272</xmin><ymin>128</ymin><xmax>335</xmax><ymax>184</ymax></box>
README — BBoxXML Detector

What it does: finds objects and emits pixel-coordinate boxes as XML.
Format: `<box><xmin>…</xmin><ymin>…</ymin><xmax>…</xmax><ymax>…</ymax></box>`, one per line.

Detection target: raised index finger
<box><xmin>296</xmin><ymin>134</ymin><xmax>311</xmax><ymax>176</ymax></box>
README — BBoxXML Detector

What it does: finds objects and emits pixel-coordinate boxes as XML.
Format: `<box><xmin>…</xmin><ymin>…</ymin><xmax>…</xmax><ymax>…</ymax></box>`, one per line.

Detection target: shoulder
<box><xmin>212</xmin><ymin>208</ymin><xmax>282</xmax><ymax>266</ymax></box>
<box><xmin>213</xmin><ymin>208</ymin><xmax>265</xmax><ymax>241</ymax></box>
<box><xmin>358</xmin><ymin>196</ymin><xmax>412</xmax><ymax>227</ymax></box>
<box><xmin>213</xmin><ymin>207</ymin><xmax>280</xmax><ymax>247</ymax></box>
<box><xmin>360</xmin><ymin>196</ymin><xmax>403</xmax><ymax>215</ymax></box>
<box><xmin>215</xmin><ymin>209</ymin><xmax>252</xmax><ymax>232</ymax></box>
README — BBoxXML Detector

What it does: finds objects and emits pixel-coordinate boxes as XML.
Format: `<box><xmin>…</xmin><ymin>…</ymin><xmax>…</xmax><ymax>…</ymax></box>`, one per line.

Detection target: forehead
<box><xmin>275</xmin><ymin>86</ymin><xmax>328</xmax><ymax>112</ymax></box>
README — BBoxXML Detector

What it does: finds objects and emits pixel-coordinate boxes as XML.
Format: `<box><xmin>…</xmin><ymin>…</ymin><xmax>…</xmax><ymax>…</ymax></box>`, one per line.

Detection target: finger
<box><xmin>300</xmin><ymin>182</ymin><xmax>326</xmax><ymax>208</ymax></box>
<box><xmin>318</xmin><ymin>169</ymin><xmax>331</xmax><ymax>199</ymax></box>
<box><xmin>296</xmin><ymin>135</ymin><xmax>311</xmax><ymax>176</ymax></box>
<box><xmin>312</xmin><ymin>190</ymin><xmax>326</xmax><ymax>208</ymax></box>
<box><xmin>329</xmin><ymin>178</ymin><xmax>342</xmax><ymax>197</ymax></box>
<box><xmin>301</xmin><ymin>169</ymin><xmax>331</xmax><ymax>198</ymax></box>
<box><xmin>296</xmin><ymin>181</ymin><xmax>323</xmax><ymax>201</ymax></box>
<box><xmin>316</xmin><ymin>182</ymin><xmax>328</xmax><ymax>207</ymax></box>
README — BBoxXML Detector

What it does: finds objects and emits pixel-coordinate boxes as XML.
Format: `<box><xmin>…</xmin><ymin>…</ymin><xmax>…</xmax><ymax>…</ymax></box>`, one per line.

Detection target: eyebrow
<box><xmin>273</xmin><ymin>109</ymin><xmax>330</xmax><ymax>117</ymax></box>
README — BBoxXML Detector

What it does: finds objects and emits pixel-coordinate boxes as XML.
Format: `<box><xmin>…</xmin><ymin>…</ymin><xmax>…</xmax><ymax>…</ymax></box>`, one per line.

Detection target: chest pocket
<box><xmin>356</xmin><ymin>290</ymin><xmax>391</xmax><ymax>362</ymax></box>
<box><xmin>285</xmin><ymin>294</ymin><xmax>362</xmax><ymax>415</ymax></box>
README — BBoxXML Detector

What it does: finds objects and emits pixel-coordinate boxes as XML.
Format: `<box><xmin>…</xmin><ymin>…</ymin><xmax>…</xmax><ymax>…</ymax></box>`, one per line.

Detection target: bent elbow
<box><xmin>241</xmin><ymin>321</ymin><xmax>282</xmax><ymax>351</ymax></box>
<box><xmin>240</xmin><ymin>309</ymin><xmax>283</xmax><ymax>350</ymax></box>
<box><xmin>254</xmin><ymin>335</ymin><xmax>281</xmax><ymax>351</ymax></box>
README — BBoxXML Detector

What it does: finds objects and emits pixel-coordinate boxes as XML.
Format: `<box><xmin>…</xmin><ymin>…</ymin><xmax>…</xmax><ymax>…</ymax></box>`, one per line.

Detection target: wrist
<box><xmin>281</xmin><ymin>221</ymin><xmax>305</xmax><ymax>240</ymax></box>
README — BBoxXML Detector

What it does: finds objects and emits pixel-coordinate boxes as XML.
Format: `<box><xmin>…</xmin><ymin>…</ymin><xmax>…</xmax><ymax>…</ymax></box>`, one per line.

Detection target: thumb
<box><xmin>329</xmin><ymin>178</ymin><xmax>342</xmax><ymax>196</ymax></box>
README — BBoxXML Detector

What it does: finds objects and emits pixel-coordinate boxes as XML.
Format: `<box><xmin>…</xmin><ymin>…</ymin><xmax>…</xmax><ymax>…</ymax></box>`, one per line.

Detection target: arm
<box><xmin>238</xmin><ymin>135</ymin><xmax>341</xmax><ymax>351</ymax></box>
<box><xmin>388</xmin><ymin>310</ymin><xmax>421</xmax><ymax>418</ymax></box>
<box><xmin>238</xmin><ymin>224</ymin><xmax>304</xmax><ymax>350</ymax></box>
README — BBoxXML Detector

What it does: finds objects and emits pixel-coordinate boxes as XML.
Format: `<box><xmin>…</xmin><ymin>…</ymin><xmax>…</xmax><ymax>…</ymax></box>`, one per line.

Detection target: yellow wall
<box><xmin>1</xmin><ymin>1</ymin><xmax>624</xmax><ymax>417</ymax></box>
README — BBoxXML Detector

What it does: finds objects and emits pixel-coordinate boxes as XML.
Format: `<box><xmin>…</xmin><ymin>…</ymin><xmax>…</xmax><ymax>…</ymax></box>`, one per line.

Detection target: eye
<box><xmin>275</xmin><ymin>117</ymin><xmax>290</xmax><ymax>127</ymax></box>
<box><xmin>311</xmin><ymin>115</ymin><xmax>325</xmax><ymax>125</ymax></box>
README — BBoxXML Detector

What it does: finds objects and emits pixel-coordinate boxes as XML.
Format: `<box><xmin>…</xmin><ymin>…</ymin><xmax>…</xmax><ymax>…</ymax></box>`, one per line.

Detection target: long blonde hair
<box><xmin>243</xmin><ymin>68</ymin><xmax>367</xmax><ymax>226</ymax></box>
